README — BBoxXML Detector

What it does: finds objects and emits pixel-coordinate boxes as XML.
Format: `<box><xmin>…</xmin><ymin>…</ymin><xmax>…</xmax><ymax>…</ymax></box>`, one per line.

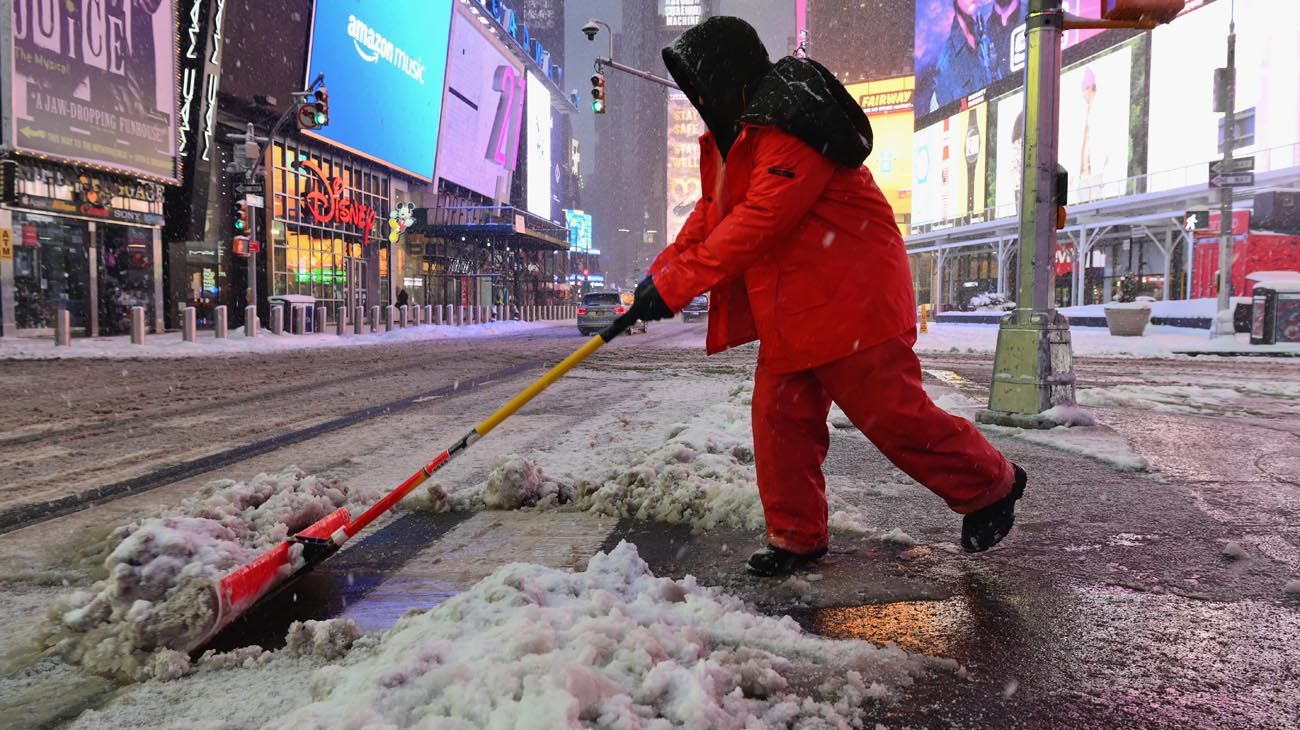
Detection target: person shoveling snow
<box><xmin>614</xmin><ymin>16</ymin><xmax>1028</xmax><ymax>577</ymax></box>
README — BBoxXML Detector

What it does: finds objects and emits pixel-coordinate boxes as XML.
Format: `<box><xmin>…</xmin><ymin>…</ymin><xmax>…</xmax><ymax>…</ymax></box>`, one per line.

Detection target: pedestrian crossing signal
<box><xmin>591</xmin><ymin>73</ymin><xmax>606</xmax><ymax>114</ymax></box>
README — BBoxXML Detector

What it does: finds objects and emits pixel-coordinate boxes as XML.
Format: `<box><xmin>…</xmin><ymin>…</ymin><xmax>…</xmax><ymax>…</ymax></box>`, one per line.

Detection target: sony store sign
<box><xmin>472</xmin><ymin>0</ymin><xmax>564</xmax><ymax>89</ymax></box>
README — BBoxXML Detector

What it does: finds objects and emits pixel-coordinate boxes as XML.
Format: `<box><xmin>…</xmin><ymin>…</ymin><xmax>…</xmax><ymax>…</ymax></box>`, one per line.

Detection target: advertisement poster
<box><xmin>846</xmin><ymin>76</ymin><xmax>915</xmax><ymax>236</ymax></box>
<box><xmin>914</xmin><ymin>0</ymin><xmax>1025</xmax><ymax>115</ymax></box>
<box><xmin>666</xmin><ymin>91</ymin><xmax>707</xmax><ymax>245</ymax></box>
<box><xmin>525</xmin><ymin>72</ymin><xmax>552</xmax><ymax>220</ymax></box>
<box><xmin>1148</xmin><ymin>0</ymin><xmax>1300</xmax><ymax>191</ymax></box>
<box><xmin>911</xmin><ymin>102</ymin><xmax>988</xmax><ymax>233</ymax></box>
<box><xmin>10</xmin><ymin>0</ymin><xmax>178</xmax><ymax>182</ymax></box>
<box><xmin>994</xmin><ymin>42</ymin><xmax>1133</xmax><ymax>213</ymax></box>
<box><xmin>915</xmin><ymin>0</ymin><xmax>1103</xmax><ymax>118</ymax></box>
<box><xmin>305</xmin><ymin>0</ymin><xmax>453</xmax><ymax>180</ymax></box>
<box><xmin>565</xmin><ymin>209</ymin><xmax>593</xmax><ymax>253</ymax></box>
<box><xmin>434</xmin><ymin>10</ymin><xmax>525</xmax><ymax>200</ymax></box>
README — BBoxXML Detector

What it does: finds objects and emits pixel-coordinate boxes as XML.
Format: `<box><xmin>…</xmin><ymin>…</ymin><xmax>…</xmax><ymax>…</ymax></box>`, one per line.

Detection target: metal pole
<box><xmin>978</xmin><ymin>0</ymin><xmax>1077</xmax><ymax>428</ymax></box>
<box><xmin>1215</xmin><ymin>8</ymin><xmax>1237</xmax><ymax>328</ymax></box>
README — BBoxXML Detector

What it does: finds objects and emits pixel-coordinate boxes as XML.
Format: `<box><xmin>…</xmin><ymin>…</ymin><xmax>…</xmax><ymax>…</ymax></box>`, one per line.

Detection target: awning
<box><xmin>411</xmin><ymin>205</ymin><xmax>570</xmax><ymax>251</ymax></box>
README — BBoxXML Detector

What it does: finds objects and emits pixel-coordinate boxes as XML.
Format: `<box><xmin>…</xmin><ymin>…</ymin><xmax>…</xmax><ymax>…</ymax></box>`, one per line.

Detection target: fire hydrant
<box><xmin>919</xmin><ymin>303</ymin><xmax>930</xmax><ymax>334</ymax></box>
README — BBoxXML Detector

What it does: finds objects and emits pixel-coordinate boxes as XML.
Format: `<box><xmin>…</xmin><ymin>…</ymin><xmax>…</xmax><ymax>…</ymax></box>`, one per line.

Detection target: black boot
<box><xmin>961</xmin><ymin>464</ymin><xmax>1028</xmax><ymax>553</ymax></box>
<box><xmin>745</xmin><ymin>544</ymin><xmax>828</xmax><ymax>577</ymax></box>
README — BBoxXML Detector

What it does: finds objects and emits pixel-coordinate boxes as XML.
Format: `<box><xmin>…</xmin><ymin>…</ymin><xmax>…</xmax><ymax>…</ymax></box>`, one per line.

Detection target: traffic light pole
<box><xmin>1214</xmin><ymin>10</ymin><xmax>1237</xmax><ymax>332</ymax></box>
<box><xmin>594</xmin><ymin>57</ymin><xmax>679</xmax><ymax>90</ymax></box>
<box><xmin>978</xmin><ymin>0</ymin><xmax>1077</xmax><ymax>429</ymax></box>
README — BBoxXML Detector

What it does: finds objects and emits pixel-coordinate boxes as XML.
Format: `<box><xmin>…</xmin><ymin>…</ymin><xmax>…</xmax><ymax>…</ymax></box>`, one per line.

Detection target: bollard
<box><xmin>370</xmin><ymin>305</ymin><xmax>380</xmax><ymax>333</ymax></box>
<box><xmin>456</xmin><ymin>305</ymin><xmax>464</xmax><ymax>325</ymax></box>
<box><xmin>434</xmin><ymin>305</ymin><xmax>443</xmax><ymax>326</ymax></box>
<box><xmin>384</xmin><ymin>305</ymin><xmax>395</xmax><ymax>332</ymax></box>
<box><xmin>316</xmin><ymin>305</ymin><xmax>328</xmax><ymax>334</ymax></box>
<box><xmin>423</xmin><ymin>304</ymin><xmax>432</xmax><ymax>325</ymax></box>
<box><xmin>481</xmin><ymin>305</ymin><xmax>489</xmax><ymax>324</ymax></box>
<box><xmin>214</xmin><ymin>305</ymin><xmax>228</xmax><ymax>339</ymax></box>
<box><xmin>400</xmin><ymin>304</ymin><xmax>409</xmax><ymax>328</ymax></box>
<box><xmin>292</xmin><ymin>305</ymin><xmax>307</xmax><ymax>335</ymax></box>
<box><xmin>245</xmin><ymin>305</ymin><xmax>259</xmax><ymax>337</ymax></box>
<box><xmin>270</xmin><ymin>305</ymin><xmax>284</xmax><ymax>335</ymax></box>
<box><xmin>414</xmin><ymin>305</ymin><xmax>423</xmax><ymax>326</ymax></box>
<box><xmin>466</xmin><ymin>305</ymin><xmax>475</xmax><ymax>325</ymax></box>
<box><xmin>182</xmin><ymin>306</ymin><xmax>197</xmax><ymax>342</ymax></box>
<box><xmin>354</xmin><ymin>306</ymin><xmax>364</xmax><ymax>335</ymax></box>
<box><xmin>54</xmin><ymin>308</ymin><xmax>72</xmax><ymax>347</ymax></box>
<box><xmin>337</xmin><ymin>305</ymin><xmax>348</xmax><ymax>336</ymax></box>
<box><xmin>130</xmin><ymin>306</ymin><xmax>146</xmax><ymax>345</ymax></box>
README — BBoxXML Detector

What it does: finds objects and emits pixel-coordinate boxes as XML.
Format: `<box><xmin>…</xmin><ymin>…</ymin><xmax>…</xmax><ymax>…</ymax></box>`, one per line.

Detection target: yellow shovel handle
<box><xmin>473</xmin><ymin>334</ymin><xmax>607</xmax><ymax>437</ymax></box>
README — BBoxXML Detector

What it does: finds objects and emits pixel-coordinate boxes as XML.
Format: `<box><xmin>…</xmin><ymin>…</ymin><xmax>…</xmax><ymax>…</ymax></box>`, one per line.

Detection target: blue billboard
<box><xmin>565</xmin><ymin>209</ymin><xmax>593</xmax><ymax>253</ymax></box>
<box><xmin>305</xmin><ymin>0</ymin><xmax>453</xmax><ymax>179</ymax></box>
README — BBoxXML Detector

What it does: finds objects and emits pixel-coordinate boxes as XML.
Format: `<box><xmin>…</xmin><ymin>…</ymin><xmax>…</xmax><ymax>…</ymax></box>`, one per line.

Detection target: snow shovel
<box><xmin>188</xmin><ymin>318</ymin><xmax>633</xmax><ymax>651</ymax></box>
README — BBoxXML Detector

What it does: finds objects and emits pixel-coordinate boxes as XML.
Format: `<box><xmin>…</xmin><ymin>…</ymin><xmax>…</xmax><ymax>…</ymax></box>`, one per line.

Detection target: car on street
<box><xmin>577</xmin><ymin>290</ymin><xmax>646</xmax><ymax>336</ymax></box>
<box><xmin>681</xmin><ymin>294</ymin><xmax>709</xmax><ymax>323</ymax></box>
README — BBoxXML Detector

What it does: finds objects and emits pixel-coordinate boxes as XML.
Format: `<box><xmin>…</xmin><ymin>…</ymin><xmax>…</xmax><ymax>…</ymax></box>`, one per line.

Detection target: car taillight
<box><xmin>614</xmin><ymin>306</ymin><xmax>627</xmax><ymax>315</ymax></box>
<box><xmin>577</xmin><ymin>307</ymin><xmax>587</xmax><ymax>315</ymax></box>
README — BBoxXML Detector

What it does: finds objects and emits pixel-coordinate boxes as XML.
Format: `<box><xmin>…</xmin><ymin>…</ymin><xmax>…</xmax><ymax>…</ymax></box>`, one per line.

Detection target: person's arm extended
<box><xmin>652</xmin><ymin>129</ymin><xmax>837</xmax><ymax>309</ymax></box>
<box><xmin>650</xmin><ymin>196</ymin><xmax>711</xmax><ymax>276</ymax></box>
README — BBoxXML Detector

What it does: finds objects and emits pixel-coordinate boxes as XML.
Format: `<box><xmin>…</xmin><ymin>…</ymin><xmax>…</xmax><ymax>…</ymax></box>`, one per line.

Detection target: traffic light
<box><xmin>296</xmin><ymin>88</ymin><xmax>329</xmax><ymax>130</ymax></box>
<box><xmin>1100</xmin><ymin>0</ymin><xmax>1185</xmax><ymax>24</ymax></box>
<box><xmin>234</xmin><ymin>201</ymin><xmax>249</xmax><ymax>234</ymax></box>
<box><xmin>313</xmin><ymin>87</ymin><xmax>329</xmax><ymax>127</ymax></box>
<box><xmin>590</xmin><ymin>73</ymin><xmax>606</xmax><ymax>114</ymax></box>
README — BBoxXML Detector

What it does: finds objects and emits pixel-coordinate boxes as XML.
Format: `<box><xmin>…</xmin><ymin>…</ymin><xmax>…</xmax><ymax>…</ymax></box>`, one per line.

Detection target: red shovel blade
<box><xmin>199</xmin><ymin>507</ymin><xmax>351</xmax><ymax>648</ymax></box>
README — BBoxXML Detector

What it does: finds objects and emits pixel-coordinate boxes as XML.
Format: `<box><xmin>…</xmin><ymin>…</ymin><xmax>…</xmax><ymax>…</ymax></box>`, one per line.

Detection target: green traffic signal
<box><xmin>592</xmin><ymin>99</ymin><xmax>605</xmax><ymax>113</ymax></box>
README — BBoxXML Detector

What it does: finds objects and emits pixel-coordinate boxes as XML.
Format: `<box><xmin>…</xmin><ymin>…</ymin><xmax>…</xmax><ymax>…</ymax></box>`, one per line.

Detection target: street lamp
<box><xmin>581</xmin><ymin>17</ymin><xmax>679</xmax><ymax>91</ymax></box>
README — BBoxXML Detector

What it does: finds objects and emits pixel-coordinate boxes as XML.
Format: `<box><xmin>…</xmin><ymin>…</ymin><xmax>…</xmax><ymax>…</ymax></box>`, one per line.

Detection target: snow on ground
<box><xmin>1077</xmin><ymin>382</ymin><xmax>1300</xmax><ymax>417</ymax></box>
<box><xmin>69</xmin><ymin>543</ymin><xmax>939</xmax><ymax>729</ymax></box>
<box><xmin>914</xmin><ymin>321</ymin><xmax>1300</xmax><ymax>358</ymax></box>
<box><xmin>39</xmin><ymin>468</ymin><xmax>381</xmax><ymax>681</ymax></box>
<box><xmin>0</xmin><ymin>320</ymin><xmax>559</xmax><ymax>360</ymax></box>
<box><xmin>424</xmin><ymin>383</ymin><xmax>769</xmax><ymax>534</ymax></box>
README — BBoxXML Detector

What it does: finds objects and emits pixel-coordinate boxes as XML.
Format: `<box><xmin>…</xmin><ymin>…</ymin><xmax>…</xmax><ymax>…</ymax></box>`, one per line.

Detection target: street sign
<box><xmin>236</xmin><ymin>183</ymin><xmax>263</xmax><ymax>195</ymax></box>
<box><xmin>244</xmin><ymin>194</ymin><xmax>264</xmax><ymax>208</ymax></box>
<box><xmin>249</xmin><ymin>240</ymin><xmax>261</xmax><ymax>253</ymax></box>
<box><xmin>1209</xmin><ymin>172</ymin><xmax>1254</xmax><ymax>188</ymax></box>
<box><xmin>1183</xmin><ymin>210</ymin><xmax>1209</xmax><ymax>232</ymax></box>
<box><xmin>1208</xmin><ymin>157</ymin><xmax>1254</xmax><ymax>175</ymax></box>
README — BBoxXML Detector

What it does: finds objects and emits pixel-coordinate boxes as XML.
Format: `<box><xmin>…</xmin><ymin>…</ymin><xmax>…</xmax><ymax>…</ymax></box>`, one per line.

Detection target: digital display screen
<box><xmin>525</xmin><ymin>72</ymin><xmax>552</xmax><ymax>219</ymax></box>
<box><xmin>305</xmin><ymin>0</ymin><xmax>453</xmax><ymax>179</ymax></box>
<box><xmin>434</xmin><ymin>10</ymin><xmax>525</xmax><ymax>199</ymax></box>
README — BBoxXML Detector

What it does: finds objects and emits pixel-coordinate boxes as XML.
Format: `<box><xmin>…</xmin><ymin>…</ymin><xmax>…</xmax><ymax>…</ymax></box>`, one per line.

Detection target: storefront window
<box><xmin>11</xmin><ymin>213</ymin><xmax>90</xmax><ymax>330</ymax></box>
<box><xmin>97</xmin><ymin>225</ymin><xmax>156</xmax><ymax>336</ymax></box>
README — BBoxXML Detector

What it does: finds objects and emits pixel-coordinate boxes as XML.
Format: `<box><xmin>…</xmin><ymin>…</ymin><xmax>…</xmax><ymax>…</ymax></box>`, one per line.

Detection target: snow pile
<box><xmin>1077</xmin><ymin>384</ymin><xmax>1243</xmax><ymax>415</ymax></box>
<box><xmin>285</xmin><ymin>618</ymin><xmax>363</xmax><ymax>660</ymax></box>
<box><xmin>278</xmin><ymin>542</ymin><xmax>931</xmax><ymax>728</ymax></box>
<box><xmin>1283</xmin><ymin>580</ymin><xmax>1300</xmax><ymax>596</ymax></box>
<box><xmin>40</xmin><ymin>468</ymin><xmax>361</xmax><ymax>681</ymax></box>
<box><xmin>431</xmin><ymin>385</ymin><xmax>767</xmax><ymax>533</ymax></box>
<box><xmin>1039</xmin><ymin>404</ymin><xmax>1097</xmax><ymax>427</ymax></box>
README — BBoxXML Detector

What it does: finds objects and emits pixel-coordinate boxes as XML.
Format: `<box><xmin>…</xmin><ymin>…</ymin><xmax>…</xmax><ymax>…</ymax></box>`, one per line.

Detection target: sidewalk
<box><xmin>0</xmin><ymin>319</ymin><xmax>569</xmax><ymax>360</ymax></box>
<box><xmin>914</xmin><ymin>320</ymin><xmax>1300</xmax><ymax>358</ymax></box>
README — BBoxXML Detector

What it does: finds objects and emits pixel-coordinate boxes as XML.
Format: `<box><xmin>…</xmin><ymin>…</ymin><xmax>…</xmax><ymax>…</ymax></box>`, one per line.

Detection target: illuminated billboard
<box><xmin>305</xmin><ymin>0</ymin><xmax>453</xmax><ymax>179</ymax></box>
<box><xmin>915</xmin><ymin>1</ymin><xmax>1104</xmax><ymax>119</ymax></box>
<box><xmin>847</xmin><ymin>77</ymin><xmax>915</xmax><ymax>236</ymax></box>
<box><xmin>434</xmin><ymin>10</ymin><xmax>525</xmax><ymax>200</ymax></box>
<box><xmin>993</xmin><ymin>41</ymin><xmax>1133</xmax><ymax>215</ymax></box>
<box><xmin>666</xmin><ymin>91</ymin><xmax>708</xmax><ymax>245</ymax></box>
<box><xmin>9</xmin><ymin>0</ymin><xmax>178</xmax><ymax>181</ymax></box>
<box><xmin>565</xmin><ymin>209</ymin><xmax>594</xmax><ymax>253</ymax></box>
<box><xmin>525</xmin><ymin>72</ymin><xmax>552</xmax><ymax>220</ymax></box>
<box><xmin>911</xmin><ymin>102</ymin><xmax>988</xmax><ymax>233</ymax></box>
<box><xmin>1148</xmin><ymin>0</ymin><xmax>1300</xmax><ymax>191</ymax></box>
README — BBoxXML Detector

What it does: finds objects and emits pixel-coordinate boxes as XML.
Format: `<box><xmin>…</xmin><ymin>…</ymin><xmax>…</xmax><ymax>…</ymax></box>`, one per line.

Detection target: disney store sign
<box><xmin>299</xmin><ymin>159</ymin><xmax>379</xmax><ymax>244</ymax></box>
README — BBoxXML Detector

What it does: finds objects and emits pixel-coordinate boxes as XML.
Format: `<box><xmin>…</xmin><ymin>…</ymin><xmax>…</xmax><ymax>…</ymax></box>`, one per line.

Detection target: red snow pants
<box><xmin>752</xmin><ymin>330</ymin><xmax>1015</xmax><ymax>554</ymax></box>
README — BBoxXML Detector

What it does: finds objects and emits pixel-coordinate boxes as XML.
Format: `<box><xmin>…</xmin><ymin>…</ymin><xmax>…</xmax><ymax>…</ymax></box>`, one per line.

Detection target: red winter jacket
<box><xmin>651</xmin><ymin>126</ymin><xmax>916</xmax><ymax>374</ymax></box>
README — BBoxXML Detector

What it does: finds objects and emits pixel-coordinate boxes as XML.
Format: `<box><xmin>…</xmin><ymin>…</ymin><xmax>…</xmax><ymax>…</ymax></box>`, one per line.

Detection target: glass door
<box><xmin>346</xmin><ymin>259</ymin><xmax>368</xmax><ymax>313</ymax></box>
<box><xmin>97</xmin><ymin>225</ymin><xmax>155</xmax><ymax>336</ymax></box>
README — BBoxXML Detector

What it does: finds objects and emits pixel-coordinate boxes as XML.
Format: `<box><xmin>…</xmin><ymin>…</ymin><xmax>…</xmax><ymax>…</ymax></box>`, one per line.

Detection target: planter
<box><xmin>1104</xmin><ymin>304</ymin><xmax>1152</xmax><ymax>336</ymax></box>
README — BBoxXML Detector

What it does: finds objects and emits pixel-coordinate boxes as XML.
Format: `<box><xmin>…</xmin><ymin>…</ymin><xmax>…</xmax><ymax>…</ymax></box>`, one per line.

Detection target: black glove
<box><xmin>609</xmin><ymin>276</ymin><xmax>674</xmax><ymax>335</ymax></box>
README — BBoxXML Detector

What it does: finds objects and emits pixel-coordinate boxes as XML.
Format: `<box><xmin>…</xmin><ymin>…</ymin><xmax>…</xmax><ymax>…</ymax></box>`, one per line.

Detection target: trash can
<box><xmin>1275</xmin><ymin>286</ymin><xmax>1300</xmax><ymax>343</ymax></box>
<box><xmin>268</xmin><ymin>294</ymin><xmax>316</xmax><ymax>334</ymax></box>
<box><xmin>1251</xmin><ymin>287</ymin><xmax>1276</xmax><ymax>345</ymax></box>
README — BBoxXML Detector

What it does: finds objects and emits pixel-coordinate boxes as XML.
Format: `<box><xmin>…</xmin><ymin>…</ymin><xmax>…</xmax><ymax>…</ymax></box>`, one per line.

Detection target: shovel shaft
<box><xmin>338</xmin><ymin>334</ymin><xmax>608</xmax><ymax>542</ymax></box>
